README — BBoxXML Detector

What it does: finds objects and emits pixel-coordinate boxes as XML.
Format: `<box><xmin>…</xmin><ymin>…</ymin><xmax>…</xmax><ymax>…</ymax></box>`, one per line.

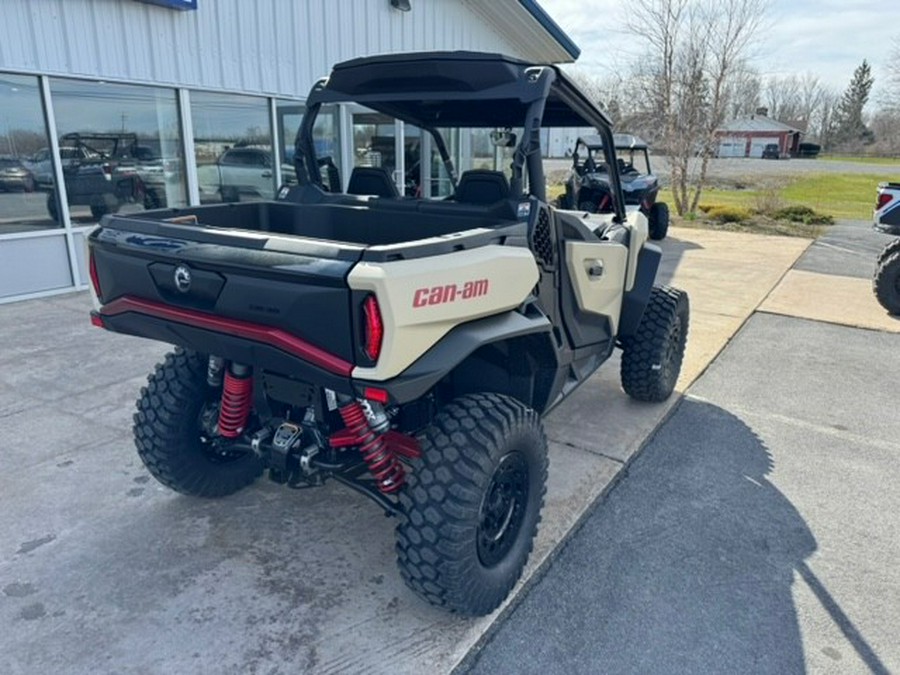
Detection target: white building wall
<box><xmin>0</xmin><ymin>0</ymin><xmax>525</xmax><ymax>98</ymax></box>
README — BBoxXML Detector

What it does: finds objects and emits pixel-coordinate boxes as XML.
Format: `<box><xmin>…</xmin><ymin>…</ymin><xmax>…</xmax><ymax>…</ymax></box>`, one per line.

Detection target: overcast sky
<box><xmin>539</xmin><ymin>0</ymin><xmax>897</xmax><ymax>105</ymax></box>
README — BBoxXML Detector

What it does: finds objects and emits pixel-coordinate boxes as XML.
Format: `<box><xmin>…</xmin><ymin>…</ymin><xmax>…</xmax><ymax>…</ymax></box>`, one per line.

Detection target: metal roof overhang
<box><xmin>464</xmin><ymin>0</ymin><xmax>581</xmax><ymax>63</ymax></box>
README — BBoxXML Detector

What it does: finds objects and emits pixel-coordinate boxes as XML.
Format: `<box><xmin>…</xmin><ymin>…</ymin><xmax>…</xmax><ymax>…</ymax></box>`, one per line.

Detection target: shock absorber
<box><xmin>338</xmin><ymin>400</ymin><xmax>405</xmax><ymax>494</ymax></box>
<box><xmin>217</xmin><ymin>363</ymin><xmax>253</xmax><ymax>438</ymax></box>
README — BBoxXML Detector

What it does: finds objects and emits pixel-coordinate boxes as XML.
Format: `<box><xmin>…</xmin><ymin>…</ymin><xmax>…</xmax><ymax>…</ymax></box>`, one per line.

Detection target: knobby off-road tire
<box><xmin>133</xmin><ymin>348</ymin><xmax>264</xmax><ymax>497</ymax></box>
<box><xmin>648</xmin><ymin>201</ymin><xmax>670</xmax><ymax>241</ymax></box>
<box><xmin>873</xmin><ymin>251</ymin><xmax>900</xmax><ymax>315</ymax></box>
<box><xmin>396</xmin><ymin>393</ymin><xmax>548</xmax><ymax>616</ymax></box>
<box><xmin>621</xmin><ymin>286</ymin><xmax>689</xmax><ymax>402</ymax></box>
<box><xmin>877</xmin><ymin>238</ymin><xmax>900</xmax><ymax>266</ymax></box>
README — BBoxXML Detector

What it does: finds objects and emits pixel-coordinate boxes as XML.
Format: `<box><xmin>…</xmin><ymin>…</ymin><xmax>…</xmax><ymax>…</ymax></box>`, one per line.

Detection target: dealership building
<box><xmin>0</xmin><ymin>0</ymin><xmax>579</xmax><ymax>302</ymax></box>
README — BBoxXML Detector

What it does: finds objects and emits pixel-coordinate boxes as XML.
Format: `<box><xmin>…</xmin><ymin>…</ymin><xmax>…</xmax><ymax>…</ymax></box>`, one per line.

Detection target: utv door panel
<box><xmin>564</xmin><ymin>241</ymin><xmax>628</xmax><ymax>336</ymax></box>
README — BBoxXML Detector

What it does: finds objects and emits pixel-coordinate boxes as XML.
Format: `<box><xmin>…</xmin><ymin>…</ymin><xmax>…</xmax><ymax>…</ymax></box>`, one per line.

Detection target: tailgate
<box><xmin>89</xmin><ymin>215</ymin><xmax>364</xmax><ymax>371</ymax></box>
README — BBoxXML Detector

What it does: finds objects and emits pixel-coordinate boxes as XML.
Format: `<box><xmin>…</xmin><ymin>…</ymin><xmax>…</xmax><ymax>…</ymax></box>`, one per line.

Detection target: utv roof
<box><xmin>580</xmin><ymin>133</ymin><xmax>649</xmax><ymax>150</ymax></box>
<box><xmin>306</xmin><ymin>51</ymin><xmax>613</xmax><ymax>129</ymax></box>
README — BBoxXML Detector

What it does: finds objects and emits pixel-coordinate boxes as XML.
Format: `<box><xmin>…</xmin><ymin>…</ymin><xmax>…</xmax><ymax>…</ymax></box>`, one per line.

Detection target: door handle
<box><xmin>261</xmin><ymin>170</ymin><xmax>273</xmax><ymax>178</ymax></box>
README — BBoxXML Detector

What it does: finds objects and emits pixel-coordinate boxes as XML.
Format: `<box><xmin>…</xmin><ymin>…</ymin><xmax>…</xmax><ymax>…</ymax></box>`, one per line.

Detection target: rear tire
<box><xmin>873</xmin><ymin>251</ymin><xmax>900</xmax><ymax>315</ymax></box>
<box><xmin>648</xmin><ymin>201</ymin><xmax>670</xmax><ymax>241</ymax></box>
<box><xmin>90</xmin><ymin>194</ymin><xmax>119</xmax><ymax>220</ymax></box>
<box><xmin>396</xmin><ymin>393</ymin><xmax>548</xmax><ymax>616</ymax></box>
<box><xmin>621</xmin><ymin>286</ymin><xmax>689</xmax><ymax>402</ymax></box>
<box><xmin>133</xmin><ymin>348</ymin><xmax>264</xmax><ymax>497</ymax></box>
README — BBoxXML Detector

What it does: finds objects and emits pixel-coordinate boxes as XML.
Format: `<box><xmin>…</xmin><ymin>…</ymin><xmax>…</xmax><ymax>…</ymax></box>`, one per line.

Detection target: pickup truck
<box><xmin>196</xmin><ymin>147</ymin><xmax>296</xmax><ymax>202</ymax></box>
<box><xmin>873</xmin><ymin>182</ymin><xmax>900</xmax><ymax>314</ymax></box>
<box><xmin>88</xmin><ymin>51</ymin><xmax>688</xmax><ymax>616</ymax></box>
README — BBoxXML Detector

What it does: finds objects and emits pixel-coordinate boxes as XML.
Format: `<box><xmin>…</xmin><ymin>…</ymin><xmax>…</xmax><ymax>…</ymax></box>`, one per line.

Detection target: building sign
<box><xmin>134</xmin><ymin>0</ymin><xmax>197</xmax><ymax>10</ymax></box>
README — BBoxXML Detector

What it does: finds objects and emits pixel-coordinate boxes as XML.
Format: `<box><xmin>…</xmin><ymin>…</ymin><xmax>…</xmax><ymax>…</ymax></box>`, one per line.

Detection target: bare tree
<box><xmin>765</xmin><ymin>74</ymin><xmax>801</xmax><ymax>120</ymax></box>
<box><xmin>626</xmin><ymin>0</ymin><xmax>769</xmax><ymax>215</ymax></box>
<box><xmin>797</xmin><ymin>73</ymin><xmax>828</xmax><ymax>123</ymax></box>
<box><xmin>881</xmin><ymin>37</ymin><xmax>900</xmax><ymax>111</ymax></box>
<box><xmin>726</xmin><ymin>65</ymin><xmax>762</xmax><ymax>118</ymax></box>
<box><xmin>763</xmin><ymin>72</ymin><xmax>830</xmax><ymax>140</ymax></box>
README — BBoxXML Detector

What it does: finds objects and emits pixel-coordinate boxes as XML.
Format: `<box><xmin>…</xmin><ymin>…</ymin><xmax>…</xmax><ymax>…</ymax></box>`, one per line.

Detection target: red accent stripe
<box><xmin>101</xmin><ymin>296</ymin><xmax>353</xmax><ymax>376</ymax></box>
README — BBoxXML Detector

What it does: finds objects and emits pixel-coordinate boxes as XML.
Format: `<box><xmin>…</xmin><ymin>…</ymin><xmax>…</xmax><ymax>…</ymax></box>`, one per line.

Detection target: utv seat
<box><xmin>347</xmin><ymin>167</ymin><xmax>399</xmax><ymax>198</ymax></box>
<box><xmin>455</xmin><ymin>169</ymin><xmax>510</xmax><ymax>205</ymax></box>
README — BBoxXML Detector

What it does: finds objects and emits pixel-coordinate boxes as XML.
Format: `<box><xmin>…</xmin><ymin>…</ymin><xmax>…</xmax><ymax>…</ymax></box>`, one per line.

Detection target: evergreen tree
<box><xmin>829</xmin><ymin>60</ymin><xmax>875</xmax><ymax>148</ymax></box>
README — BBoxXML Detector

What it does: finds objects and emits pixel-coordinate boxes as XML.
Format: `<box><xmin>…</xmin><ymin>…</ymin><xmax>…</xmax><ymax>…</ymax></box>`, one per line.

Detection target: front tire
<box><xmin>621</xmin><ymin>286</ymin><xmax>689</xmax><ymax>402</ymax></box>
<box><xmin>396</xmin><ymin>393</ymin><xmax>548</xmax><ymax>616</ymax></box>
<box><xmin>874</xmin><ymin>251</ymin><xmax>900</xmax><ymax>315</ymax></box>
<box><xmin>648</xmin><ymin>201</ymin><xmax>670</xmax><ymax>241</ymax></box>
<box><xmin>133</xmin><ymin>349</ymin><xmax>264</xmax><ymax>497</ymax></box>
<box><xmin>877</xmin><ymin>238</ymin><xmax>900</xmax><ymax>265</ymax></box>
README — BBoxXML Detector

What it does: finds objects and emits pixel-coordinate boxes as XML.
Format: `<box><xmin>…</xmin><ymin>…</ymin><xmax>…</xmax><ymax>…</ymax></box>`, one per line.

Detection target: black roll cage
<box><xmin>294</xmin><ymin>52</ymin><xmax>626</xmax><ymax>222</ymax></box>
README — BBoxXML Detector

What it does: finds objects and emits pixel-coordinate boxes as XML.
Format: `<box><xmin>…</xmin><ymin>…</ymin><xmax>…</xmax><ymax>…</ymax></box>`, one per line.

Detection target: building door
<box><xmin>717</xmin><ymin>136</ymin><xmax>746</xmax><ymax>158</ymax></box>
<box><xmin>748</xmin><ymin>137</ymin><xmax>780</xmax><ymax>158</ymax></box>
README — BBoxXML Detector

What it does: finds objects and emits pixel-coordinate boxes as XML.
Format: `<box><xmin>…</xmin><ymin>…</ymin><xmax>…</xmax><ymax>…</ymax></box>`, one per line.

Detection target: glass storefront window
<box><xmin>48</xmin><ymin>78</ymin><xmax>186</xmax><ymax>225</ymax></box>
<box><xmin>0</xmin><ymin>73</ymin><xmax>58</xmax><ymax>234</ymax></box>
<box><xmin>191</xmin><ymin>92</ymin><xmax>274</xmax><ymax>203</ymax></box>
<box><xmin>276</xmin><ymin>101</ymin><xmax>339</xmax><ymax>188</ymax></box>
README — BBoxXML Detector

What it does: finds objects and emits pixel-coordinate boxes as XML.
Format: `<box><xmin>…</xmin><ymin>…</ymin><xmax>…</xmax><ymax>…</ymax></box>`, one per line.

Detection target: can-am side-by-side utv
<box><xmin>88</xmin><ymin>52</ymin><xmax>689</xmax><ymax>616</ymax></box>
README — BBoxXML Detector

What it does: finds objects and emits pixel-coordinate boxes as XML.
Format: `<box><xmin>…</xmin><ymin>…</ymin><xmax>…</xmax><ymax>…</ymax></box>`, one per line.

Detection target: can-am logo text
<box><xmin>413</xmin><ymin>279</ymin><xmax>490</xmax><ymax>307</ymax></box>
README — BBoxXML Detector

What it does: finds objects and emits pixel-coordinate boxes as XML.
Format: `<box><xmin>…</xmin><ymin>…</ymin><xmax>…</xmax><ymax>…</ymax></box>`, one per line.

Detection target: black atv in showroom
<box><xmin>560</xmin><ymin>134</ymin><xmax>669</xmax><ymax>240</ymax></box>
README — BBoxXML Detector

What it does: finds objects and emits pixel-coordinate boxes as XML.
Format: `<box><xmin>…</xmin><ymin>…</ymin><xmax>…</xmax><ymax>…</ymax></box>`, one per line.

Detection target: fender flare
<box><xmin>618</xmin><ymin>243</ymin><xmax>662</xmax><ymax>338</ymax></box>
<box><xmin>355</xmin><ymin>309</ymin><xmax>552</xmax><ymax>404</ymax></box>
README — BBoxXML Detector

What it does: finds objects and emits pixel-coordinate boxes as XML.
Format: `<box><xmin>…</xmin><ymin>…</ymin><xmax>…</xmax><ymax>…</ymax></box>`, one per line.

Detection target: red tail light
<box><xmin>88</xmin><ymin>249</ymin><xmax>102</xmax><ymax>300</ymax></box>
<box><xmin>877</xmin><ymin>192</ymin><xmax>893</xmax><ymax>210</ymax></box>
<box><xmin>362</xmin><ymin>294</ymin><xmax>384</xmax><ymax>362</ymax></box>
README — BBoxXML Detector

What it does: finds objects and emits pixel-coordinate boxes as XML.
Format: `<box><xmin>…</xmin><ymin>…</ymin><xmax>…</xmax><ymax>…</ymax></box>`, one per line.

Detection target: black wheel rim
<box><xmin>477</xmin><ymin>451</ymin><xmax>529</xmax><ymax>568</ymax></box>
<box><xmin>662</xmin><ymin>316</ymin><xmax>683</xmax><ymax>381</ymax></box>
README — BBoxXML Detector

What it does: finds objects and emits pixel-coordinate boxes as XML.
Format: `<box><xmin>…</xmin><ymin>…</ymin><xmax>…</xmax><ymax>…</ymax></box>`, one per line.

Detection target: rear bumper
<box><xmin>94</xmin><ymin>296</ymin><xmax>354</xmax><ymax>394</ymax></box>
<box><xmin>93</xmin><ymin>295</ymin><xmax>552</xmax><ymax>407</ymax></box>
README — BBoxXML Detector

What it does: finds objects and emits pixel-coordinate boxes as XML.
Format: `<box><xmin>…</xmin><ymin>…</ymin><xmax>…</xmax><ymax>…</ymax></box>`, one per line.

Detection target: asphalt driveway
<box><xmin>464</xmin><ymin>312</ymin><xmax>899</xmax><ymax>674</ymax></box>
<box><xmin>464</xmin><ymin>221</ymin><xmax>900</xmax><ymax>674</ymax></box>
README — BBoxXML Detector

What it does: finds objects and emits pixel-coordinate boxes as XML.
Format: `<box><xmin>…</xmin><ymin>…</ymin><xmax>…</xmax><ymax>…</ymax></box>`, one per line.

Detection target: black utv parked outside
<box><xmin>559</xmin><ymin>134</ymin><xmax>669</xmax><ymax>240</ymax></box>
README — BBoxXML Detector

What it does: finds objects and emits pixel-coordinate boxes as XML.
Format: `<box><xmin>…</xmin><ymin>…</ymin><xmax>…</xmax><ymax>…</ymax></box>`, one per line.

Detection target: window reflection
<box><xmin>277</xmin><ymin>101</ymin><xmax>338</xmax><ymax>188</ymax></box>
<box><xmin>0</xmin><ymin>73</ymin><xmax>58</xmax><ymax>234</ymax></box>
<box><xmin>191</xmin><ymin>92</ymin><xmax>275</xmax><ymax>203</ymax></box>
<box><xmin>49</xmin><ymin>78</ymin><xmax>186</xmax><ymax>224</ymax></box>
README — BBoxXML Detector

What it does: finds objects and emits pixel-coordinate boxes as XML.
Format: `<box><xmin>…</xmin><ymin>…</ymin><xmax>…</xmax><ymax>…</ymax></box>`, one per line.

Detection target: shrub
<box><xmin>705</xmin><ymin>205</ymin><xmax>751</xmax><ymax>223</ymax></box>
<box><xmin>752</xmin><ymin>185</ymin><xmax>786</xmax><ymax>215</ymax></box>
<box><xmin>773</xmin><ymin>205</ymin><xmax>834</xmax><ymax>225</ymax></box>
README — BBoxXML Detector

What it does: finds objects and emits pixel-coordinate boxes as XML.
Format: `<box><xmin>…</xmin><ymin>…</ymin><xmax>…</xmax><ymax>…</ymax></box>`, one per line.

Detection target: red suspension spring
<box><xmin>339</xmin><ymin>401</ymin><xmax>405</xmax><ymax>494</ymax></box>
<box><xmin>217</xmin><ymin>368</ymin><xmax>253</xmax><ymax>438</ymax></box>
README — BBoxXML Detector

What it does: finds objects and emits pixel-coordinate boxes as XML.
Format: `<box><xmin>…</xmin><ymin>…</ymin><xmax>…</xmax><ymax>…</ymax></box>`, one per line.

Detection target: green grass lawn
<box><xmin>818</xmin><ymin>155</ymin><xmax>900</xmax><ymax>166</ymax></box>
<box><xmin>782</xmin><ymin>173</ymin><xmax>881</xmax><ymax>219</ymax></box>
<box><xmin>658</xmin><ymin>172</ymin><xmax>882</xmax><ymax>220</ymax></box>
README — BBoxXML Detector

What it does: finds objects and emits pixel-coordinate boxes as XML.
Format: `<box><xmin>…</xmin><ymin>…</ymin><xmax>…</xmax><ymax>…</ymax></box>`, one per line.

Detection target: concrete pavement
<box><xmin>0</xmin><ymin>226</ymin><xmax>810</xmax><ymax>674</ymax></box>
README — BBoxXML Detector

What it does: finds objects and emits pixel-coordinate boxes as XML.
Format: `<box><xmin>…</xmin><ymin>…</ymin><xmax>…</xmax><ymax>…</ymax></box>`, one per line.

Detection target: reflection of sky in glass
<box><xmin>190</xmin><ymin>91</ymin><xmax>270</xmax><ymax>143</ymax></box>
<box><xmin>50</xmin><ymin>78</ymin><xmax>180</xmax><ymax>142</ymax></box>
<box><xmin>0</xmin><ymin>74</ymin><xmax>48</xmax><ymax>155</ymax></box>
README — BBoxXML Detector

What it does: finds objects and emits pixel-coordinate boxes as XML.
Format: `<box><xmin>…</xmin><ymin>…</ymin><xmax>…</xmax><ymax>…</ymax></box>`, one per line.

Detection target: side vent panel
<box><xmin>530</xmin><ymin>207</ymin><xmax>555</xmax><ymax>270</ymax></box>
